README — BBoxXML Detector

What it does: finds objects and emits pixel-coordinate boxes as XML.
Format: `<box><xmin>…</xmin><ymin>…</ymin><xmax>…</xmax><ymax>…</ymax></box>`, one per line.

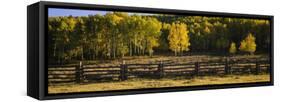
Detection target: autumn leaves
<box><xmin>167</xmin><ymin>23</ymin><xmax>190</xmax><ymax>56</ymax></box>
<box><xmin>48</xmin><ymin>11</ymin><xmax>269</xmax><ymax>64</ymax></box>
<box><xmin>229</xmin><ymin>33</ymin><xmax>257</xmax><ymax>55</ymax></box>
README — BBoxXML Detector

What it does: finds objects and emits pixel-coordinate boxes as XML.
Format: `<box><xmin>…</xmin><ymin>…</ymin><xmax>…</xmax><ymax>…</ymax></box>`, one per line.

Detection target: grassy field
<box><xmin>48</xmin><ymin>74</ymin><xmax>270</xmax><ymax>94</ymax></box>
<box><xmin>65</xmin><ymin>54</ymin><xmax>268</xmax><ymax>66</ymax></box>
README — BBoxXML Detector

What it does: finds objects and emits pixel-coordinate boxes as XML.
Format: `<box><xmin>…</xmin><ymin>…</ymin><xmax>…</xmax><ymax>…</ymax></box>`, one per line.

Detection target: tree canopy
<box><xmin>48</xmin><ymin>12</ymin><xmax>270</xmax><ymax>64</ymax></box>
<box><xmin>168</xmin><ymin>22</ymin><xmax>190</xmax><ymax>56</ymax></box>
<box><xmin>239</xmin><ymin>33</ymin><xmax>257</xmax><ymax>54</ymax></box>
<box><xmin>229</xmin><ymin>42</ymin><xmax>237</xmax><ymax>54</ymax></box>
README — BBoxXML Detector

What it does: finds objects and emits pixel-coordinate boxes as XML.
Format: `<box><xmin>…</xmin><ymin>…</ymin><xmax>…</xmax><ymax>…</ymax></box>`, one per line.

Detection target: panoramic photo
<box><xmin>47</xmin><ymin>8</ymin><xmax>271</xmax><ymax>94</ymax></box>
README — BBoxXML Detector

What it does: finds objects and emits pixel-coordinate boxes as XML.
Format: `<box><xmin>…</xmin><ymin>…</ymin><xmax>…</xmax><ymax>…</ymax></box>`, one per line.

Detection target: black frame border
<box><xmin>39</xmin><ymin>1</ymin><xmax>274</xmax><ymax>100</ymax></box>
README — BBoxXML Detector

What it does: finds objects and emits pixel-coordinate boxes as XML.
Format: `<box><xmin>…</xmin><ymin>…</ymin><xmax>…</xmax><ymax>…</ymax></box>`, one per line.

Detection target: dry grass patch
<box><xmin>49</xmin><ymin>74</ymin><xmax>270</xmax><ymax>94</ymax></box>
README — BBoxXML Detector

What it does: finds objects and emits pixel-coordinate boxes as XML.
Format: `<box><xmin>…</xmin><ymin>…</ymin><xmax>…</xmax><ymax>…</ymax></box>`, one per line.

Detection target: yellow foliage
<box><xmin>239</xmin><ymin>40</ymin><xmax>246</xmax><ymax>51</ymax></box>
<box><xmin>168</xmin><ymin>22</ymin><xmax>190</xmax><ymax>56</ymax></box>
<box><xmin>229</xmin><ymin>42</ymin><xmax>237</xmax><ymax>54</ymax></box>
<box><xmin>239</xmin><ymin>33</ymin><xmax>257</xmax><ymax>54</ymax></box>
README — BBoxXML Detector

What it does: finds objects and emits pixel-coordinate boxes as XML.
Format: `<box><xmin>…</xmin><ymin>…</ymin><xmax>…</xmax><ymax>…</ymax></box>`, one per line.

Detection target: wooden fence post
<box><xmin>75</xmin><ymin>66</ymin><xmax>80</xmax><ymax>83</ymax></box>
<box><xmin>80</xmin><ymin>61</ymin><xmax>84</xmax><ymax>83</ymax></box>
<box><xmin>225</xmin><ymin>58</ymin><xmax>230</xmax><ymax>74</ymax></box>
<box><xmin>124</xmin><ymin>64</ymin><xmax>128</xmax><ymax>80</ymax></box>
<box><xmin>158</xmin><ymin>61</ymin><xmax>164</xmax><ymax>78</ymax></box>
<box><xmin>256</xmin><ymin>59</ymin><xmax>260</xmax><ymax>75</ymax></box>
<box><xmin>120</xmin><ymin>63</ymin><xmax>124</xmax><ymax>81</ymax></box>
<box><xmin>120</xmin><ymin>61</ymin><xmax>128</xmax><ymax>81</ymax></box>
<box><xmin>194</xmin><ymin>62</ymin><xmax>199</xmax><ymax>76</ymax></box>
<box><xmin>75</xmin><ymin>61</ymin><xmax>83</xmax><ymax>84</ymax></box>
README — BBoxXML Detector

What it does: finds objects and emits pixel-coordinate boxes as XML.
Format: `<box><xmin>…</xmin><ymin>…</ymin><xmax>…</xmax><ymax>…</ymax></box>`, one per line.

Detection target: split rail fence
<box><xmin>48</xmin><ymin>58</ymin><xmax>270</xmax><ymax>84</ymax></box>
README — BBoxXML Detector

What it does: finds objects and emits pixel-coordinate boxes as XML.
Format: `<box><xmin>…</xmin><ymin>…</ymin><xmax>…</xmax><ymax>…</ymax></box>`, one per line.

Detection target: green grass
<box><xmin>48</xmin><ymin>74</ymin><xmax>270</xmax><ymax>94</ymax></box>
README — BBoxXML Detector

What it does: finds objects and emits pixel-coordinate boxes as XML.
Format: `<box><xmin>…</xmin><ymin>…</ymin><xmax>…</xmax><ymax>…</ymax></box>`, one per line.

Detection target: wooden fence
<box><xmin>48</xmin><ymin>58</ymin><xmax>270</xmax><ymax>84</ymax></box>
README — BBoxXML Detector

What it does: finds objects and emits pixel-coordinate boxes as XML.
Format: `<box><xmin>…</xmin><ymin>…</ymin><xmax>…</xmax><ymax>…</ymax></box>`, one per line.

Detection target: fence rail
<box><xmin>48</xmin><ymin>58</ymin><xmax>270</xmax><ymax>84</ymax></box>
